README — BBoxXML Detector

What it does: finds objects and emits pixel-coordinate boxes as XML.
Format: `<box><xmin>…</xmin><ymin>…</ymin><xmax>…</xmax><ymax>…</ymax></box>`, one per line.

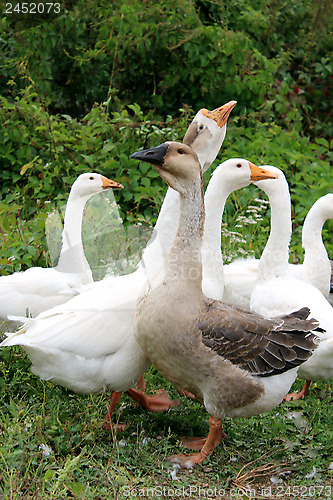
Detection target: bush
<box><xmin>1</xmin><ymin>0</ymin><xmax>332</xmax><ymax>139</ymax></box>
<box><xmin>0</xmin><ymin>0</ymin><xmax>331</xmax><ymax>274</ymax></box>
<box><xmin>0</xmin><ymin>91</ymin><xmax>189</xmax><ymax>274</ymax></box>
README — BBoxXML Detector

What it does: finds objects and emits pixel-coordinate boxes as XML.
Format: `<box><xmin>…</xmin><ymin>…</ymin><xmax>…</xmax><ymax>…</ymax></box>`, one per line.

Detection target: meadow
<box><xmin>0</xmin><ymin>346</ymin><xmax>332</xmax><ymax>499</ymax></box>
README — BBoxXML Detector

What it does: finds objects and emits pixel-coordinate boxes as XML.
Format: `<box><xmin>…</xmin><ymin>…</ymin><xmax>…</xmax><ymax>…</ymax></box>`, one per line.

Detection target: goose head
<box><xmin>252</xmin><ymin>165</ymin><xmax>287</xmax><ymax>195</ymax></box>
<box><xmin>70</xmin><ymin>173</ymin><xmax>123</xmax><ymax>199</ymax></box>
<box><xmin>313</xmin><ymin>193</ymin><xmax>333</xmax><ymax>220</ymax></box>
<box><xmin>131</xmin><ymin>142</ymin><xmax>201</xmax><ymax>195</ymax></box>
<box><xmin>183</xmin><ymin>101</ymin><xmax>237</xmax><ymax>172</ymax></box>
<box><xmin>211</xmin><ymin>158</ymin><xmax>277</xmax><ymax>194</ymax></box>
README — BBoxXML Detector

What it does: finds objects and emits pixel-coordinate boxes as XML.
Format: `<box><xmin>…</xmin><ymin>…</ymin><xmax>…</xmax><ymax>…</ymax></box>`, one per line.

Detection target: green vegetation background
<box><xmin>0</xmin><ymin>0</ymin><xmax>332</xmax><ymax>273</ymax></box>
<box><xmin>0</xmin><ymin>1</ymin><xmax>332</xmax><ymax>498</ymax></box>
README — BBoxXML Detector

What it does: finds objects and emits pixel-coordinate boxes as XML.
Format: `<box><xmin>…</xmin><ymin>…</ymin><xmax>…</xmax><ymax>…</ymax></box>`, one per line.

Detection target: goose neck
<box><xmin>302</xmin><ymin>206</ymin><xmax>328</xmax><ymax>262</ymax></box>
<box><xmin>258</xmin><ymin>181</ymin><xmax>291</xmax><ymax>282</ymax></box>
<box><xmin>56</xmin><ymin>192</ymin><xmax>93</xmax><ymax>281</ymax></box>
<box><xmin>140</xmin><ymin>187</ymin><xmax>180</xmax><ymax>265</ymax></box>
<box><xmin>202</xmin><ymin>182</ymin><xmax>231</xmax><ymax>291</ymax></box>
<box><xmin>164</xmin><ymin>183</ymin><xmax>204</xmax><ymax>288</ymax></box>
<box><xmin>302</xmin><ymin>204</ymin><xmax>330</xmax><ymax>292</ymax></box>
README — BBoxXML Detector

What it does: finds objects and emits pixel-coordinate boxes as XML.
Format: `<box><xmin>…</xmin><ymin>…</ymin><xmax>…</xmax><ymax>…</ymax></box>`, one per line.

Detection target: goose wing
<box><xmin>0</xmin><ymin>267</ymin><xmax>79</xmax><ymax>321</ymax></box>
<box><xmin>197</xmin><ymin>300</ymin><xmax>319</xmax><ymax>377</ymax></box>
<box><xmin>1</xmin><ymin>271</ymin><xmax>142</xmax><ymax>358</ymax></box>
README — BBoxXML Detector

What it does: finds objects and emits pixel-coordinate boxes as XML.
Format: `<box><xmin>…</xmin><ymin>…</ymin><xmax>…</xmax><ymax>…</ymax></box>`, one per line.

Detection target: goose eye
<box><xmin>198</xmin><ymin>124</ymin><xmax>204</xmax><ymax>130</ymax></box>
<box><xmin>89</xmin><ymin>176</ymin><xmax>95</xmax><ymax>180</ymax></box>
<box><xmin>236</xmin><ymin>163</ymin><xmax>242</xmax><ymax>168</ymax></box>
<box><xmin>178</xmin><ymin>149</ymin><xmax>185</xmax><ymax>154</ymax></box>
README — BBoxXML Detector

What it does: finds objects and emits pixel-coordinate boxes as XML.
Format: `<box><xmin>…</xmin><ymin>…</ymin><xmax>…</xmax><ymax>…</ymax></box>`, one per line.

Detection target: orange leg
<box><xmin>104</xmin><ymin>391</ymin><xmax>129</xmax><ymax>431</ymax></box>
<box><xmin>177</xmin><ymin>387</ymin><xmax>196</xmax><ymax>399</ymax></box>
<box><xmin>168</xmin><ymin>416</ymin><xmax>223</xmax><ymax>468</ymax></box>
<box><xmin>180</xmin><ymin>425</ymin><xmax>228</xmax><ymax>451</ymax></box>
<box><xmin>136</xmin><ymin>375</ymin><xmax>146</xmax><ymax>392</ymax></box>
<box><xmin>284</xmin><ymin>380</ymin><xmax>311</xmax><ymax>402</ymax></box>
<box><xmin>104</xmin><ymin>382</ymin><xmax>178</xmax><ymax>431</ymax></box>
<box><xmin>127</xmin><ymin>388</ymin><xmax>179</xmax><ymax>412</ymax></box>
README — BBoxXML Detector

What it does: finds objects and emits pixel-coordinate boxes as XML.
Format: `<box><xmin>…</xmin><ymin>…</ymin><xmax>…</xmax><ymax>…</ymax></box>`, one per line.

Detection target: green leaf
<box><xmin>44</xmin><ymin>469</ymin><xmax>56</xmax><ymax>481</ymax></box>
<box><xmin>67</xmin><ymin>481</ymin><xmax>86</xmax><ymax>496</ymax></box>
<box><xmin>315</xmin><ymin>138</ymin><xmax>329</xmax><ymax>148</ymax></box>
<box><xmin>101</xmin><ymin>142</ymin><xmax>115</xmax><ymax>154</ymax></box>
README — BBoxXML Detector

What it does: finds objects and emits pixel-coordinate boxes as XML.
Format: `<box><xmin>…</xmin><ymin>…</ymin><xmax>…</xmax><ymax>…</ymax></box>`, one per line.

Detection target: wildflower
<box><xmin>40</xmin><ymin>443</ymin><xmax>53</xmax><ymax>457</ymax></box>
<box><xmin>246</xmin><ymin>205</ymin><xmax>261</xmax><ymax>213</ymax></box>
<box><xmin>305</xmin><ymin>466</ymin><xmax>317</xmax><ymax>479</ymax></box>
<box><xmin>170</xmin><ymin>464</ymin><xmax>180</xmax><ymax>480</ymax></box>
<box><xmin>141</xmin><ymin>437</ymin><xmax>151</xmax><ymax>446</ymax></box>
<box><xmin>254</xmin><ymin>197</ymin><xmax>270</xmax><ymax>205</ymax></box>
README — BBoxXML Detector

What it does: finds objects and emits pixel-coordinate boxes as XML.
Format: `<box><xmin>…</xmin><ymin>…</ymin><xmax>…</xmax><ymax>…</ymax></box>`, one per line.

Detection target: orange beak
<box><xmin>249</xmin><ymin>163</ymin><xmax>277</xmax><ymax>181</ymax></box>
<box><xmin>201</xmin><ymin>100</ymin><xmax>237</xmax><ymax>127</ymax></box>
<box><xmin>101</xmin><ymin>176</ymin><xmax>124</xmax><ymax>189</ymax></box>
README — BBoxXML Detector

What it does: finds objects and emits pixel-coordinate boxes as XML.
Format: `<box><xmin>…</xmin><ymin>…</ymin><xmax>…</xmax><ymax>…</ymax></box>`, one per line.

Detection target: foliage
<box><xmin>0</xmin><ymin>90</ymin><xmax>332</xmax><ymax>275</ymax></box>
<box><xmin>1</xmin><ymin>0</ymin><xmax>332</xmax><ymax>139</ymax></box>
<box><xmin>0</xmin><ymin>92</ymin><xmax>188</xmax><ymax>274</ymax></box>
<box><xmin>0</xmin><ymin>0</ymin><xmax>331</xmax><ymax>275</ymax></box>
<box><xmin>0</xmin><ymin>0</ymin><xmax>331</xmax><ymax>274</ymax></box>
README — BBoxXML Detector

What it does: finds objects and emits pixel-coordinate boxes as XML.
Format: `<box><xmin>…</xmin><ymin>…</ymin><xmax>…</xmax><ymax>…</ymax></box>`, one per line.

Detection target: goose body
<box><xmin>223</xmin><ymin>257</ymin><xmax>259</xmax><ymax>308</ymax></box>
<box><xmin>4</xmin><ymin>273</ymin><xmax>150</xmax><ymax>393</ymax></box>
<box><xmin>249</xmin><ymin>167</ymin><xmax>333</xmax><ymax>399</ymax></box>
<box><xmin>0</xmin><ymin>173</ymin><xmax>122</xmax><ymax>331</ymax></box>
<box><xmin>132</xmin><ymin>142</ymin><xmax>319</xmax><ymax>467</ymax></box>
<box><xmin>223</xmin><ymin>192</ymin><xmax>333</xmax><ymax>309</ymax></box>
<box><xmin>1</xmin><ymin>103</ymin><xmax>237</xmax><ymax>419</ymax></box>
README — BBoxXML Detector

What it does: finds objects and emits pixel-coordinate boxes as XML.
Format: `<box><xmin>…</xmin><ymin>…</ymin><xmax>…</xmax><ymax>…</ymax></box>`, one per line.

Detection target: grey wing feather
<box><xmin>197</xmin><ymin>300</ymin><xmax>319</xmax><ymax>378</ymax></box>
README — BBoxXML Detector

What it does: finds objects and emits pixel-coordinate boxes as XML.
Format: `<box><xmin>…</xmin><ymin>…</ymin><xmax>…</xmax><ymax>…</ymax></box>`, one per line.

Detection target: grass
<box><xmin>0</xmin><ymin>346</ymin><xmax>332</xmax><ymax>499</ymax></box>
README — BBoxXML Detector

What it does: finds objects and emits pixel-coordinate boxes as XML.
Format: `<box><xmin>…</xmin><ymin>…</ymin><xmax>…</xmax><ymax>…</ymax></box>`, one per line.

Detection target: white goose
<box><xmin>0</xmin><ymin>173</ymin><xmax>122</xmax><ymax>331</ymax></box>
<box><xmin>1</xmin><ymin>102</ymin><xmax>237</xmax><ymax>425</ymax></box>
<box><xmin>223</xmin><ymin>191</ymin><xmax>333</xmax><ymax>309</ymax></box>
<box><xmin>249</xmin><ymin>166</ymin><xmax>333</xmax><ymax>400</ymax></box>
<box><xmin>131</xmin><ymin>142</ymin><xmax>319</xmax><ymax>468</ymax></box>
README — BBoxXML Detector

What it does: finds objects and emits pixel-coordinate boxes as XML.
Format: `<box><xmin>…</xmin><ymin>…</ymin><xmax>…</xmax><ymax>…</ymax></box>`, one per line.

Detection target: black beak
<box><xmin>131</xmin><ymin>143</ymin><xmax>169</xmax><ymax>166</ymax></box>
